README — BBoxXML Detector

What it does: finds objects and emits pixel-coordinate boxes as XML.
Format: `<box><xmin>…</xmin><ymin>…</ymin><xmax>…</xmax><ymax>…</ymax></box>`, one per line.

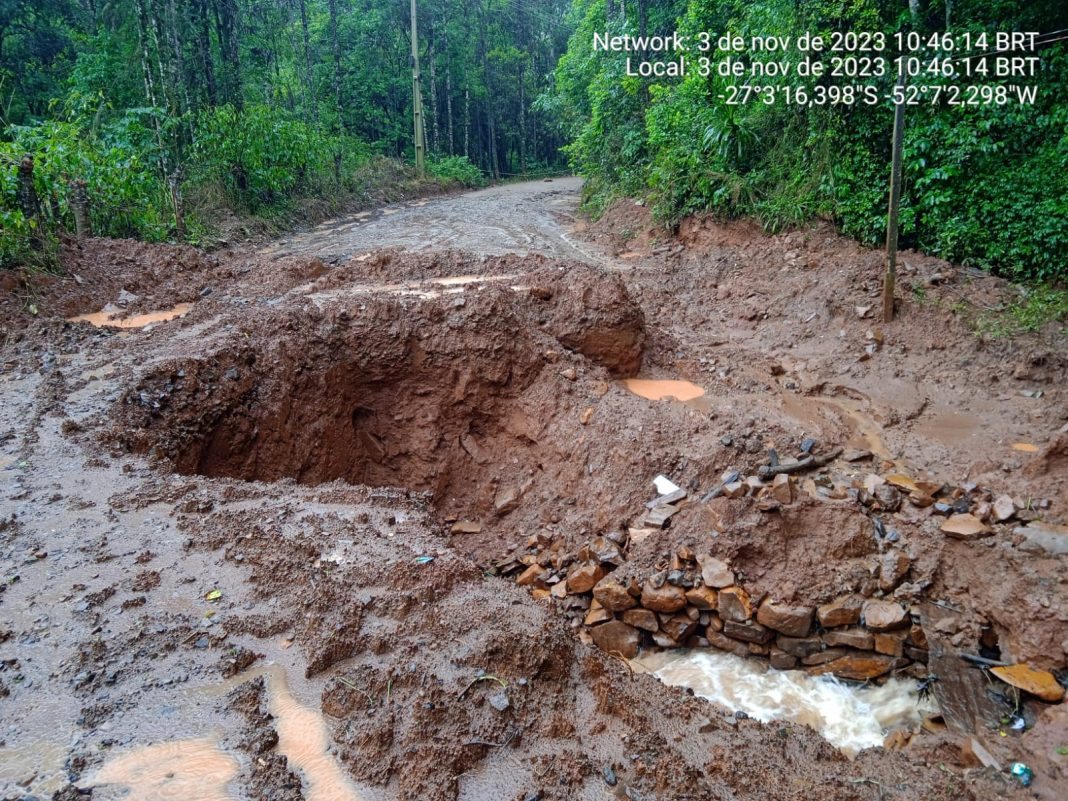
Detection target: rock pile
<box><xmin>512</xmin><ymin>536</ymin><xmax>927</xmax><ymax>680</ymax></box>
<box><xmin>497</xmin><ymin>443</ymin><xmax>1062</xmax><ymax>691</ymax></box>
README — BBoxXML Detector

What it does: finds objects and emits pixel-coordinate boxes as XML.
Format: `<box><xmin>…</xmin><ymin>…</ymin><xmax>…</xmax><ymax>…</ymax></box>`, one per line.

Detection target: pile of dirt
<box><xmin>112</xmin><ymin>257</ymin><xmax>644</xmax><ymax>495</ymax></box>
<box><xmin>2</xmin><ymin>181</ymin><xmax>1065</xmax><ymax>801</ymax></box>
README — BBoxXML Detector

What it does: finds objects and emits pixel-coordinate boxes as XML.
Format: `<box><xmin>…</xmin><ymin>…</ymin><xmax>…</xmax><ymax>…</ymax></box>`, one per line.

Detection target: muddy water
<box><xmin>87</xmin><ymin>664</ymin><xmax>363</xmax><ymax>801</ymax></box>
<box><xmin>304</xmin><ymin>273</ymin><xmax>519</xmax><ymax>304</ymax></box>
<box><xmin>0</xmin><ymin>741</ymin><xmax>68</xmax><ymax>796</ymax></box>
<box><xmin>623</xmin><ymin>378</ymin><xmax>894</xmax><ymax>461</ymax></box>
<box><xmin>780</xmin><ymin>393</ymin><xmax>894</xmax><ymax>462</ymax></box>
<box><xmin>634</xmin><ymin>650</ymin><xmax>936</xmax><ymax>755</ymax></box>
<box><xmin>69</xmin><ymin>302</ymin><xmax>194</xmax><ymax>329</ymax></box>
<box><xmin>91</xmin><ymin>738</ymin><xmax>238</xmax><ymax>801</ymax></box>
<box><xmin>264</xmin><ymin>667</ymin><xmax>363</xmax><ymax>801</ymax></box>
<box><xmin>913</xmin><ymin>406</ymin><xmax>981</xmax><ymax>448</ymax></box>
<box><xmin>623</xmin><ymin>378</ymin><xmax>707</xmax><ymax>404</ymax></box>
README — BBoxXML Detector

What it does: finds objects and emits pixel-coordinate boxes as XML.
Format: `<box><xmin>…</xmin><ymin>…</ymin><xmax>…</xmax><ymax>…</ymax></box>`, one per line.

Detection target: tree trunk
<box><xmin>196</xmin><ymin>0</ymin><xmax>217</xmax><ymax>106</ymax></box>
<box><xmin>298</xmin><ymin>0</ymin><xmax>318</xmax><ymax>123</ymax></box>
<box><xmin>478</xmin><ymin>6</ymin><xmax>498</xmax><ymax>179</ymax></box>
<box><xmin>135</xmin><ymin>0</ymin><xmax>160</xmax><ymax>108</ymax></box>
<box><xmin>444</xmin><ymin>25</ymin><xmax>454</xmax><ymax>154</ymax></box>
<box><xmin>164</xmin><ymin>0</ymin><xmax>190</xmax><ymax>115</ymax></box>
<box><xmin>213</xmin><ymin>0</ymin><xmax>242</xmax><ymax>109</ymax></box>
<box><xmin>463</xmin><ymin>88</ymin><xmax>470</xmax><ymax>159</ymax></box>
<box><xmin>71</xmin><ymin>180</ymin><xmax>91</xmax><ymax>239</ymax></box>
<box><xmin>327</xmin><ymin>0</ymin><xmax>344</xmax><ymax>182</ymax></box>
<box><xmin>518</xmin><ymin>62</ymin><xmax>526</xmax><ymax>173</ymax></box>
<box><xmin>17</xmin><ymin>156</ymin><xmax>44</xmax><ymax>247</ymax></box>
<box><xmin>134</xmin><ymin>0</ymin><xmax>171</xmax><ymax>177</ymax></box>
<box><xmin>168</xmin><ymin>170</ymin><xmax>186</xmax><ymax>238</ymax></box>
<box><xmin>147</xmin><ymin>0</ymin><xmax>175</xmax><ymax>111</ymax></box>
<box><xmin>428</xmin><ymin>28</ymin><xmax>439</xmax><ymax>154</ymax></box>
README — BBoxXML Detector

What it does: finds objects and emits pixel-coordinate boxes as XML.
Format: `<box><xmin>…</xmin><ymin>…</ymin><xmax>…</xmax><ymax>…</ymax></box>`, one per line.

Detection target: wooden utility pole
<box><xmin>882</xmin><ymin>75</ymin><xmax>906</xmax><ymax>323</ymax></box>
<box><xmin>410</xmin><ymin>0</ymin><xmax>426</xmax><ymax>176</ymax></box>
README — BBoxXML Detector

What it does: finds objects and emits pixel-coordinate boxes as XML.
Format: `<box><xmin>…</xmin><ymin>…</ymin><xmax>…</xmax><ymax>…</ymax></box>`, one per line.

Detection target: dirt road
<box><xmin>0</xmin><ymin>179</ymin><xmax>1065</xmax><ymax>801</ymax></box>
<box><xmin>260</xmin><ymin>177</ymin><xmax>604</xmax><ymax>264</ymax></box>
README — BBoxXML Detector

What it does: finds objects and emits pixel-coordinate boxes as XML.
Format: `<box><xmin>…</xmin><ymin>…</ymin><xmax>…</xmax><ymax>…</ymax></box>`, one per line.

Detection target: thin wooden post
<box><xmin>883</xmin><ymin>75</ymin><xmax>906</xmax><ymax>323</ymax></box>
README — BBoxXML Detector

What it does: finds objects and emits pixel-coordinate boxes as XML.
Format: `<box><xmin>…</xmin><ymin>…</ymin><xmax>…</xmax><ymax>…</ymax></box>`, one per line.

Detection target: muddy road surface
<box><xmin>259</xmin><ymin>177</ymin><xmax>604</xmax><ymax>264</ymax></box>
<box><xmin>1</xmin><ymin>179</ymin><xmax>1066</xmax><ymax>801</ymax></box>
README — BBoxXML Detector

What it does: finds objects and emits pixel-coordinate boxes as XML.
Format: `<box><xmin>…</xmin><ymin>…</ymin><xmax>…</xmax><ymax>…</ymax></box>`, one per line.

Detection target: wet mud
<box><xmin>1</xmin><ymin>180</ymin><xmax>1065</xmax><ymax>801</ymax></box>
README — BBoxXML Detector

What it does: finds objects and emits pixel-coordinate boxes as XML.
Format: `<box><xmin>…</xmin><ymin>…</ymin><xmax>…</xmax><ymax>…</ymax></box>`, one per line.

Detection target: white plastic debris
<box><xmin>653</xmin><ymin>475</ymin><xmax>681</xmax><ymax>495</ymax></box>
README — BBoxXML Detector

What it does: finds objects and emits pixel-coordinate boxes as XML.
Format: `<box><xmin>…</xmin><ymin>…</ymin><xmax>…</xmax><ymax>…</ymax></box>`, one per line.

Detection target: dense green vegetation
<box><xmin>3</xmin><ymin>0</ymin><xmax>1066</xmax><ymax>288</ymax></box>
<box><xmin>549</xmin><ymin>0</ymin><xmax>1068</xmax><ymax>281</ymax></box>
<box><xmin>0</xmin><ymin>0</ymin><xmax>571</xmax><ymax>267</ymax></box>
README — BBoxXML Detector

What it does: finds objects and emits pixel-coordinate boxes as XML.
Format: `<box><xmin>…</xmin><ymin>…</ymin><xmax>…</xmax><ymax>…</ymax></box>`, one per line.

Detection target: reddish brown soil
<box><xmin>1</xmin><ymin>181</ymin><xmax>1065</xmax><ymax>801</ymax></box>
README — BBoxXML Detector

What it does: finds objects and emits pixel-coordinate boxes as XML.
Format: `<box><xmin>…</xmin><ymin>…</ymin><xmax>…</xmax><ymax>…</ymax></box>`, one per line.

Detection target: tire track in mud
<box><xmin>260</xmin><ymin>177</ymin><xmax>612</xmax><ymax>267</ymax></box>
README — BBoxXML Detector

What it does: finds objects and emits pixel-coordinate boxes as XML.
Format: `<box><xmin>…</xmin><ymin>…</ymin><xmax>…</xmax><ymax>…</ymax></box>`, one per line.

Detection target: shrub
<box><xmin>427</xmin><ymin>155</ymin><xmax>485</xmax><ymax>187</ymax></box>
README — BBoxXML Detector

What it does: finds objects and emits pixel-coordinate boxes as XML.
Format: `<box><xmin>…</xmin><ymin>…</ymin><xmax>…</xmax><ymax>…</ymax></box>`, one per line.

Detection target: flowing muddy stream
<box><xmin>633</xmin><ymin>650</ymin><xmax>937</xmax><ymax>755</ymax></box>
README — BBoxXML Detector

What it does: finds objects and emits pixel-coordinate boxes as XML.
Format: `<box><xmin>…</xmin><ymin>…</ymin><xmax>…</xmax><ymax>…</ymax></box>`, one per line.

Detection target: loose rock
<box><xmin>993</xmin><ymin>494</ymin><xmax>1016</xmax><ymax>522</ymax></box>
<box><xmin>567</xmin><ymin>562</ymin><xmax>606</xmax><ymax>594</ymax></box>
<box><xmin>640</xmin><ymin>581</ymin><xmax>687</xmax><ymax>613</ymax></box>
<box><xmin>941</xmin><ymin>514</ymin><xmax>991</xmax><ymax>540</ymax></box>
<box><xmin>770</xmin><ymin>474</ymin><xmax>794</xmax><ymax>504</ymax></box>
<box><xmin>684</xmin><ymin>586</ymin><xmax>718</xmax><ymax>610</ymax></box>
<box><xmin>622</xmin><ymin>608</ymin><xmax>659</xmax><ymax>632</ymax></box>
<box><xmin>990</xmin><ymin>664</ymin><xmax>1066</xmax><ymax>703</ymax></box>
<box><xmin>756</xmin><ymin>598</ymin><xmax>813</xmax><ymax>638</ymax></box>
<box><xmin>807</xmin><ymin>653</ymin><xmax>898</xmax><ymax>681</ymax></box>
<box><xmin>823</xmin><ymin>628</ymin><xmax>874</xmax><ymax>650</ymax></box>
<box><xmin>592</xmin><ymin>578</ymin><xmax>637</xmax><ymax>612</ymax></box>
<box><xmin>590</xmin><ymin>621</ymin><xmax>640</xmax><ymax>659</ymax></box>
<box><xmin>723</xmin><ymin>619</ymin><xmax>773</xmax><ymax>644</ymax></box>
<box><xmin>816</xmin><ymin>594</ymin><xmax>863</xmax><ymax>628</ymax></box>
<box><xmin>717</xmin><ymin>586</ymin><xmax>753</xmax><ymax>622</ymax></box>
<box><xmin>697</xmin><ymin>554</ymin><xmax>734</xmax><ymax>588</ymax></box>
<box><xmin>862</xmin><ymin>599</ymin><xmax>909</xmax><ymax>631</ymax></box>
<box><xmin>878</xmin><ymin>550</ymin><xmax>911</xmax><ymax>592</ymax></box>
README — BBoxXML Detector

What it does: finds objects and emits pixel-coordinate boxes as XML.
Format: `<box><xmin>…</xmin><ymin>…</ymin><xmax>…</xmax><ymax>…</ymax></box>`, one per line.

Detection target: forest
<box><xmin>2</xmin><ymin>0</ymin><xmax>1067</xmax><ymax>284</ymax></box>
<box><xmin>0</xmin><ymin>0</ymin><xmax>572</xmax><ymax>265</ymax></box>
<box><xmin>549</xmin><ymin>0</ymin><xmax>1068</xmax><ymax>282</ymax></box>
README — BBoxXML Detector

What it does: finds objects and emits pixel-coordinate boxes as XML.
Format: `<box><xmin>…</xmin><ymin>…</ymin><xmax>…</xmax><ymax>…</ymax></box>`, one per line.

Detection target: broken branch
<box><xmin>758</xmin><ymin>447</ymin><xmax>843</xmax><ymax>479</ymax></box>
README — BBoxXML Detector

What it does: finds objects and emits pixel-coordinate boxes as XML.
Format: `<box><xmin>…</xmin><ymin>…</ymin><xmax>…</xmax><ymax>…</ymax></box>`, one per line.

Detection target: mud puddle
<box><xmin>634</xmin><ymin>650</ymin><xmax>936</xmax><ymax>755</ymax></box>
<box><xmin>69</xmin><ymin>302</ymin><xmax>194</xmax><ymax>329</ymax></box>
<box><xmin>623</xmin><ymin>378</ymin><xmax>711</xmax><ymax>412</ymax></box>
<box><xmin>0</xmin><ymin>741</ymin><xmax>68</xmax><ymax>796</ymax></box>
<box><xmin>780</xmin><ymin>393</ymin><xmax>894</xmax><ymax>462</ymax></box>
<box><xmin>304</xmin><ymin>273</ymin><xmax>519</xmax><ymax>303</ymax></box>
<box><xmin>623</xmin><ymin>378</ymin><xmax>894</xmax><ymax>460</ymax></box>
<box><xmin>90</xmin><ymin>738</ymin><xmax>239</xmax><ymax>801</ymax></box>
<box><xmin>87</xmin><ymin>664</ymin><xmax>364</xmax><ymax>801</ymax></box>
